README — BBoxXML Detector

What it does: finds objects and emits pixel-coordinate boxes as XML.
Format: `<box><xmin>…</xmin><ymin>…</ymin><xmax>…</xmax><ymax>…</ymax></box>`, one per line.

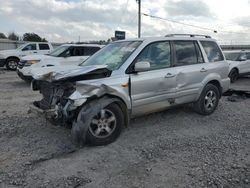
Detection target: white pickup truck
<box><xmin>17</xmin><ymin>44</ymin><xmax>104</xmax><ymax>81</ymax></box>
<box><xmin>0</xmin><ymin>42</ymin><xmax>53</xmax><ymax>70</ymax></box>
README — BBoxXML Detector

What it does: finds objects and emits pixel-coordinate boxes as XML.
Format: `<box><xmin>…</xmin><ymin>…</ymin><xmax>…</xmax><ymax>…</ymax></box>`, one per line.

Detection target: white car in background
<box><xmin>0</xmin><ymin>42</ymin><xmax>53</xmax><ymax>70</ymax></box>
<box><xmin>17</xmin><ymin>44</ymin><xmax>104</xmax><ymax>81</ymax></box>
<box><xmin>224</xmin><ymin>50</ymin><xmax>250</xmax><ymax>82</ymax></box>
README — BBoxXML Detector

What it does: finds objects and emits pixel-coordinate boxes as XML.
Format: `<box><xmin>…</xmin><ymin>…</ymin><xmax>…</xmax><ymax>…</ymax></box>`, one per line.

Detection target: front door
<box><xmin>21</xmin><ymin>43</ymin><xmax>38</xmax><ymax>56</ymax></box>
<box><xmin>129</xmin><ymin>41</ymin><xmax>177</xmax><ymax>116</ymax></box>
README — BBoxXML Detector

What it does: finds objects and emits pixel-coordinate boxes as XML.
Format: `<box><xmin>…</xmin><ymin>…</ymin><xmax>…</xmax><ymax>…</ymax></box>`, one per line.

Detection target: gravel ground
<box><xmin>0</xmin><ymin>68</ymin><xmax>249</xmax><ymax>188</ymax></box>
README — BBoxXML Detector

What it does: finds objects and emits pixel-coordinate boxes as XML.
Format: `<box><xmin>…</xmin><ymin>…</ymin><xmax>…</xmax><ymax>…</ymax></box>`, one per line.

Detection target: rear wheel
<box><xmin>6</xmin><ymin>58</ymin><xmax>19</xmax><ymax>70</ymax></box>
<box><xmin>194</xmin><ymin>84</ymin><xmax>220</xmax><ymax>115</ymax></box>
<box><xmin>229</xmin><ymin>69</ymin><xmax>239</xmax><ymax>83</ymax></box>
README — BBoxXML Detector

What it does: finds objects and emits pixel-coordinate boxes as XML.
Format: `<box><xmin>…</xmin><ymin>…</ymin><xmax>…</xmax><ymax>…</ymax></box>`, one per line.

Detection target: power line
<box><xmin>142</xmin><ymin>13</ymin><xmax>218</xmax><ymax>33</ymax></box>
<box><xmin>121</xmin><ymin>0</ymin><xmax>130</xmax><ymax>23</ymax></box>
<box><xmin>142</xmin><ymin>13</ymin><xmax>250</xmax><ymax>36</ymax></box>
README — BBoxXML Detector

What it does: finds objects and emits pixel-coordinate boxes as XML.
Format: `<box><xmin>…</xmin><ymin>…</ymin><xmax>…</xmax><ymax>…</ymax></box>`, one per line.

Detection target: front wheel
<box><xmin>194</xmin><ymin>84</ymin><xmax>220</xmax><ymax>115</ymax></box>
<box><xmin>72</xmin><ymin>100</ymin><xmax>124</xmax><ymax>146</ymax></box>
<box><xmin>6</xmin><ymin>58</ymin><xmax>19</xmax><ymax>70</ymax></box>
<box><xmin>229</xmin><ymin>69</ymin><xmax>239</xmax><ymax>83</ymax></box>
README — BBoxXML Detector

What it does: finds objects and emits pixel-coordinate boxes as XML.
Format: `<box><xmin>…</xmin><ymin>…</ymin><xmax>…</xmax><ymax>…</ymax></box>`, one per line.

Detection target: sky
<box><xmin>1</xmin><ymin>0</ymin><xmax>250</xmax><ymax>44</ymax></box>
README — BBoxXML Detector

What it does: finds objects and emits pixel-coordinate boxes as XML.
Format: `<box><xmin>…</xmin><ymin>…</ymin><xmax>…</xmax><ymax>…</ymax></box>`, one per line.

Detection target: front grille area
<box><xmin>34</xmin><ymin>81</ymin><xmax>76</xmax><ymax>110</ymax></box>
<box><xmin>17</xmin><ymin>60</ymin><xmax>27</xmax><ymax>69</ymax></box>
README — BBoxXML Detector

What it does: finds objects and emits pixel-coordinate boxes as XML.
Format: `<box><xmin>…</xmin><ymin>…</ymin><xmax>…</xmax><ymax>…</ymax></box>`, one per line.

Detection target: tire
<box><xmin>229</xmin><ymin>69</ymin><xmax>239</xmax><ymax>83</ymax></box>
<box><xmin>6</xmin><ymin>58</ymin><xmax>19</xmax><ymax>70</ymax></box>
<box><xmin>194</xmin><ymin>84</ymin><xmax>220</xmax><ymax>115</ymax></box>
<box><xmin>72</xmin><ymin>100</ymin><xmax>124</xmax><ymax>146</ymax></box>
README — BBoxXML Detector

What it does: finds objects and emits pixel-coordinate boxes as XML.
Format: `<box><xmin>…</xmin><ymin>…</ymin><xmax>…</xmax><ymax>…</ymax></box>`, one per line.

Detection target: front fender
<box><xmin>68</xmin><ymin>82</ymin><xmax>131</xmax><ymax>111</ymax></box>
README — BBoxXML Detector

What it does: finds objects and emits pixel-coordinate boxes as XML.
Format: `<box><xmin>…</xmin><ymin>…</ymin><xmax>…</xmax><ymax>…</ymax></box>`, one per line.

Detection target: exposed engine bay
<box><xmin>31</xmin><ymin>66</ymin><xmax>113</xmax><ymax>126</ymax></box>
<box><xmin>32</xmin><ymin>80</ymin><xmax>77</xmax><ymax>125</ymax></box>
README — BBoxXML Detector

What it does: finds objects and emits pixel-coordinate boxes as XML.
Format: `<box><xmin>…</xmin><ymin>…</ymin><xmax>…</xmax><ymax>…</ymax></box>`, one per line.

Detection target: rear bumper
<box><xmin>0</xmin><ymin>59</ymin><xmax>6</xmax><ymax>67</ymax></box>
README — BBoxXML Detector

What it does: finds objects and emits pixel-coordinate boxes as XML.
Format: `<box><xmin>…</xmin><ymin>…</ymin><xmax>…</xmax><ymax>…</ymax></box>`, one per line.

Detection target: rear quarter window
<box><xmin>200</xmin><ymin>41</ymin><xmax>224</xmax><ymax>62</ymax></box>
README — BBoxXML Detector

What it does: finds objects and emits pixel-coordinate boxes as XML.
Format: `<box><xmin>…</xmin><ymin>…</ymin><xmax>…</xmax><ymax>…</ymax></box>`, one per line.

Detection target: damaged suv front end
<box><xmin>31</xmin><ymin>65</ymin><xmax>116</xmax><ymax>124</ymax></box>
<box><xmin>30</xmin><ymin>40</ymin><xmax>141</xmax><ymax>145</ymax></box>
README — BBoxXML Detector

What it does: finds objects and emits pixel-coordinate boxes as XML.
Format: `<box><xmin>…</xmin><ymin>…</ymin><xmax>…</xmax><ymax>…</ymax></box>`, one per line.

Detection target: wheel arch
<box><xmin>206</xmin><ymin>80</ymin><xmax>222</xmax><ymax>98</ymax></box>
<box><xmin>198</xmin><ymin>77</ymin><xmax>223</xmax><ymax>100</ymax></box>
<box><xmin>6</xmin><ymin>56</ymin><xmax>20</xmax><ymax>61</ymax></box>
<box><xmin>229</xmin><ymin>67</ymin><xmax>239</xmax><ymax>74</ymax></box>
<box><xmin>84</xmin><ymin>94</ymin><xmax>130</xmax><ymax>127</ymax></box>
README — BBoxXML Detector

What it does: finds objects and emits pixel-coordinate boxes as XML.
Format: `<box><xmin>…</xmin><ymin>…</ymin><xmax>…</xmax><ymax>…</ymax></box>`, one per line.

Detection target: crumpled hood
<box><xmin>21</xmin><ymin>54</ymin><xmax>55</xmax><ymax>61</ymax></box>
<box><xmin>31</xmin><ymin>65</ymin><xmax>111</xmax><ymax>82</ymax></box>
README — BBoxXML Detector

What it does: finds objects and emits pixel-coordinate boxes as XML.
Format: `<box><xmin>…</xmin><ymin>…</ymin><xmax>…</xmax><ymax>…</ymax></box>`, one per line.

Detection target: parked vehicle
<box><xmin>30</xmin><ymin>34</ymin><xmax>230</xmax><ymax>146</ymax></box>
<box><xmin>0</xmin><ymin>42</ymin><xmax>53</xmax><ymax>70</ymax></box>
<box><xmin>17</xmin><ymin>44</ymin><xmax>103</xmax><ymax>81</ymax></box>
<box><xmin>224</xmin><ymin>50</ymin><xmax>250</xmax><ymax>82</ymax></box>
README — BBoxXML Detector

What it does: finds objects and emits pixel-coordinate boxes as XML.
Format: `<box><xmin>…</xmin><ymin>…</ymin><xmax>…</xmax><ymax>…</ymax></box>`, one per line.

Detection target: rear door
<box><xmin>130</xmin><ymin>41</ymin><xmax>177</xmax><ymax>116</ymax></box>
<box><xmin>61</xmin><ymin>47</ymin><xmax>86</xmax><ymax>65</ymax></box>
<box><xmin>172</xmin><ymin>40</ymin><xmax>209</xmax><ymax>103</ymax></box>
<box><xmin>84</xmin><ymin>47</ymin><xmax>101</xmax><ymax>60</ymax></box>
<box><xmin>38</xmin><ymin>43</ymin><xmax>51</xmax><ymax>55</ymax></box>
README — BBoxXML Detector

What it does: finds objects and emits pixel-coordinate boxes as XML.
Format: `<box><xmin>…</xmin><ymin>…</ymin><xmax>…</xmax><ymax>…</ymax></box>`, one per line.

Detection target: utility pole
<box><xmin>136</xmin><ymin>0</ymin><xmax>141</xmax><ymax>38</ymax></box>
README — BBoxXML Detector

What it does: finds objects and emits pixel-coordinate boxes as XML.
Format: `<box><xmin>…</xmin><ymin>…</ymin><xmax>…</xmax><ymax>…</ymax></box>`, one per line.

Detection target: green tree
<box><xmin>0</xmin><ymin>32</ymin><xmax>7</xmax><ymax>39</ymax></box>
<box><xmin>8</xmin><ymin>32</ymin><xmax>19</xmax><ymax>41</ymax></box>
<box><xmin>23</xmin><ymin>33</ymin><xmax>47</xmax><ymax>42</ymax></box>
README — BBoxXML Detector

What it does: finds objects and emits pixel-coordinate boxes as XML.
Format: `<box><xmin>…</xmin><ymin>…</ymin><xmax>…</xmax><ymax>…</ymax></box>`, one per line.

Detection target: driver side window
<box><xmin>135</xmin><ymin>41</ymin><xmax>171</xmax><ymax>70</ymax></box>
<box><xmin>22</xmin><ymin>44</ymin><xmax>37</xmax><ymax>51</ymax></box>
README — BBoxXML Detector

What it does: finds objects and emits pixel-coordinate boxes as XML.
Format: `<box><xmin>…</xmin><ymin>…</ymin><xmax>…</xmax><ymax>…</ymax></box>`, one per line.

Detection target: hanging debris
<box><xmin>223</xmin><ymin>89</ymin><xmax>250</xmax><ymax>102</ymax></box>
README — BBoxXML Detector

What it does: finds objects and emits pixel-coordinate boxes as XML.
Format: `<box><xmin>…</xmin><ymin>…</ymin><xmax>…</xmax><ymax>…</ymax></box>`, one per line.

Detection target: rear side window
<box><xmin>70</xmin><ymin>47</ymin><xmax>100</xmax><ymax>56</ymax></box>
<box><xmin>84</xmin><ymin>47</ymin><xmax>100</xmax><ymax>56</ymax></box>
<box><xmin>72</xmin><ymin>47</ymin><xmax>85</xmax><ymax>56</ymax></box>
<box><xmin>135</xmin><ymin>41</ymin><xmax>171</xmax><ymax>70</ymax></box>
<box><xmin>39</xmin><ymin>43</ymin><xmax>50</xmax><ymax>50</ymax></box>
<box><xmin>200</xmin><ymin>41</ymin><xmax>224</xmax><ymax>62</ymax></box>
<box><xmin>173</xmin><ymin>41</ymin><xmax>204</xmax><ymax>66</ymax></box>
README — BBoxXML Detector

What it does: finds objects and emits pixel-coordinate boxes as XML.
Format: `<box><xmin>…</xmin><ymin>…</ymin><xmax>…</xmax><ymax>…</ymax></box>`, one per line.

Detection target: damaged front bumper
<box><xmin>29</xmin><ymin>102</ymin><xmax>58</xmax><ymax>119</ymax></box>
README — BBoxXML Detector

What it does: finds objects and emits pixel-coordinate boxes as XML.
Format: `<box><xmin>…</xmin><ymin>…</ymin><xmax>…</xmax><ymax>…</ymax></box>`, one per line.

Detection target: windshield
<box><xmin>81</xmin><ymin>41</ymin><xmax>142</xmax><ymax>70</ymax></box>
<box><xmin>49</xmin><ymin>46</ymin><xmax>69</xmax><ymax>57</ymax></box>
<box><xmin>224</xmin><ymin>52</ymin><xmax>241</xmax><ymax>61</ymax></box>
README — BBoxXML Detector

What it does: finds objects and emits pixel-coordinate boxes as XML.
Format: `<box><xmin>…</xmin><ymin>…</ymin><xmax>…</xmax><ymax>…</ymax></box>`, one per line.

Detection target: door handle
<box><xmin>33</xmin><ymin>51</ymin><xmax>37</xmax><ymax>53</ymax></box>
<box><xmin>200</xmin><ymin>68</ymin><xmax>207</xmax><ymax>72</ymax></box>
<box><xmin>165</xmin><ymin>73</ymin><xmax>175</xmax><ymax>78</ymax></box>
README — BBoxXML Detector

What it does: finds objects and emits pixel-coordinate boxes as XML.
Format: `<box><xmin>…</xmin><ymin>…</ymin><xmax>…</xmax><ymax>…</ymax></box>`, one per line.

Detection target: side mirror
<box><xmin>134</xmin><ymin>61</ymin><xmax>151</xmax><ymax>72</ymax></box>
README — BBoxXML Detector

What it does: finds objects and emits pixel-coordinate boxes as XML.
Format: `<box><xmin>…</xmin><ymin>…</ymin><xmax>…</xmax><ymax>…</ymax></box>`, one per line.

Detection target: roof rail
<box><xmin>165</xmin><ymin>34</ymin><xmax>211</xmax><ymax>38</ymax></box>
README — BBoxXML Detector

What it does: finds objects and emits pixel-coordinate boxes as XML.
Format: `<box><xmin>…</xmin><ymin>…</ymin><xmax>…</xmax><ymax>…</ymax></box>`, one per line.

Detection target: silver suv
<box><xmin>30</xmin><ymin>34</ymin><xmax>230</xmax><ymax>146</ymax></box>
